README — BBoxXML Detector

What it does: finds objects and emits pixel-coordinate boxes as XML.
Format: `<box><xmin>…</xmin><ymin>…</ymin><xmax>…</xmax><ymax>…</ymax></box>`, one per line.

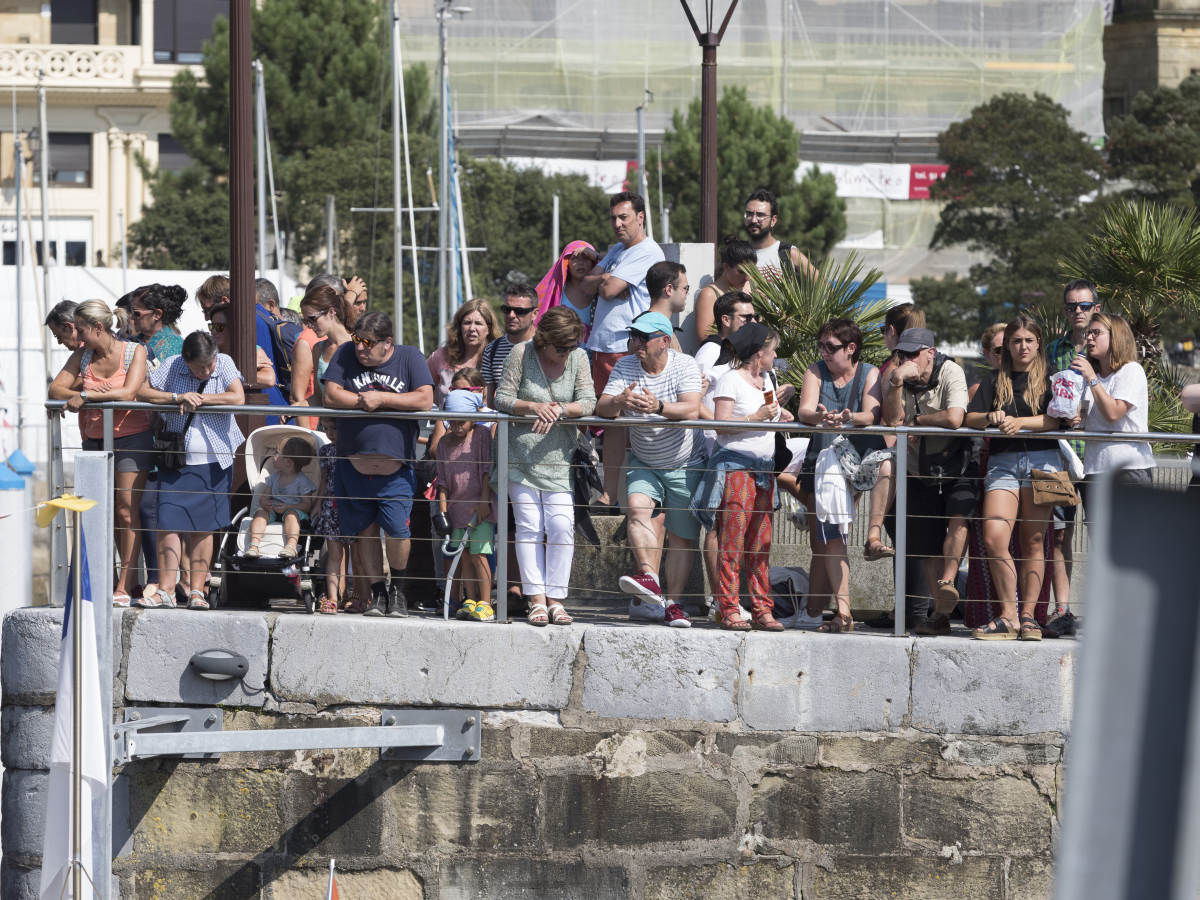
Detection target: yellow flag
<box><xmin>36</xmin><ymin>494</ymin><xmax>97</xmax><ymax>528</ymax></box>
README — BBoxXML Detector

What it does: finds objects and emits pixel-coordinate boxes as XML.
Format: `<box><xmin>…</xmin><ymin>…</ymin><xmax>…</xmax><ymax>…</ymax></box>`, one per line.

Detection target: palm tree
<box><xmin>742</xmin><ymin>252</ymin><xmax>892</xmax><ymax>391</ymax></box>
<box><xmin>1061</xmin><ymin>198</ymin><xmax>1200</xmax><ymax>361</ymax></box>
<box><xmin>1060</xmin><ymin>198</ymin><xmax>1200</xmax><ymax>446</ymax></box>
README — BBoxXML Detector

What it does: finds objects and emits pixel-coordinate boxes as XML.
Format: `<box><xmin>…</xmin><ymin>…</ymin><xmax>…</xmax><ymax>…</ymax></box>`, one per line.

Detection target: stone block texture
<box><xmin>2</xmin><ymin>607</ymin><xmax>1069</xmax><ymax>899</ymax></box>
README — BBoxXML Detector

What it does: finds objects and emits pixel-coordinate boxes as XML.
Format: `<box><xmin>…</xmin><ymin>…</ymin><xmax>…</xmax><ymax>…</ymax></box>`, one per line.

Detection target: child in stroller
<box><xmin>243</xmin><ymin>436</ymin><xmax>318</xmax><ymax>559</ymax></box>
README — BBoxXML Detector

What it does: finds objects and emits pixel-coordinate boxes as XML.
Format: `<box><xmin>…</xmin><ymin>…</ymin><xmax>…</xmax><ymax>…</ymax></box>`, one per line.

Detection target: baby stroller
<box><xmin>209</xmin><ymin>424</ymin><xmax>328</xmax><ymax>612</ymax></box>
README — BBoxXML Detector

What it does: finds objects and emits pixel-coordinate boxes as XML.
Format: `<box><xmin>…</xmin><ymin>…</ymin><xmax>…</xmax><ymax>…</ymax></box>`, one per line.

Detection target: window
<box><xmin>34</xmin><ymin>133</ymin><xmax>92</xmax><ymax>187</ymax></box>
<box><xmin>157</xmin><ymin>134</ymin><xmax>193</xmax><ymax>172</ymax></box>
<box><xmin>2</xmin><ymin>241</ymin><xmax>17</xmax><ymax>266</ymax></box>
<box><xmin>64</xmin><ymin>241</ymin><xmax>86</xmax><ymax>266</ymax></box>
<box><xmin>154</xmin><ymin>0</ymin><xmax>229</xmax><ymax>64</ymax></box>
<box><xmin>51</xmin><ymin>0</ymin><xmax>98</xmax><ymax>45</ymax></box>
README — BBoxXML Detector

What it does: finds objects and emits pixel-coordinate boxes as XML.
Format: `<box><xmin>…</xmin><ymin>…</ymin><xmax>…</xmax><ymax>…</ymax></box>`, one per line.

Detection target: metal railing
<box><xmin>45</xmin><ymin>399</ymin><xmax>1199</xmax><ymax>635</ymax></box>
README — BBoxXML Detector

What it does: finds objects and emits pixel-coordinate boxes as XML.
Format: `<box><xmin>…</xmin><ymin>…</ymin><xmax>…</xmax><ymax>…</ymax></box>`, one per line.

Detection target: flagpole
<box><xmin>71</xmin><ymin>508</ymin><xmax>83</xmax><ymax>900</ymax></box>
<box><xmin>327</xmin><ymin>858</ymin><xmax>336</xmax><ymax>900</ymax></box>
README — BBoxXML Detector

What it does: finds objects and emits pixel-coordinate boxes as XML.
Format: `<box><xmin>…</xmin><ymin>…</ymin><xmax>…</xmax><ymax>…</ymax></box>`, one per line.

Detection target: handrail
<box><xmin>42</xmin><ymin>399</ymin><xmax>1200</xmax><ymax>445</ymax></box>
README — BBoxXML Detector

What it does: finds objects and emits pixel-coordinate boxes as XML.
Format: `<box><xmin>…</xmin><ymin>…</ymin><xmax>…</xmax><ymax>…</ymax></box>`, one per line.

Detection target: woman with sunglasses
<box><xmin>206</xmin><ymin>304</ymin><xmax>278</xmax><ymax>391</ymax></box>
<box><xmin>128</xmin><ymin>284</ymin><xmax>186</xmax><ymax>367</ymax></box>
<box><xmin>295</xmin><ymin>284</ymin><xmax>356</xmax><ymax>410</ymax></box>
<box><xmin>795</xmin><ymin>318</ymin><xmax>889</xmax><ymax>633</ymax></box>
<box><xmin>964</xmin><ymin>313</ymin><xmax>1067</xmax><ymax>641</ymax></box>
<box><xmin>427</xmin><ymin>299</ymin><xmax>500</xmax><ymax>407</ymax></box>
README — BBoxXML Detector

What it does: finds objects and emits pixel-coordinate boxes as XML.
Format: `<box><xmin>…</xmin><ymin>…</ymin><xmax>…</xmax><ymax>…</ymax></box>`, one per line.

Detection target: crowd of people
<box><xmin>45</xmin><ymin>187</ymin><xmax>1180</xmax><ymax>638</ymax></box>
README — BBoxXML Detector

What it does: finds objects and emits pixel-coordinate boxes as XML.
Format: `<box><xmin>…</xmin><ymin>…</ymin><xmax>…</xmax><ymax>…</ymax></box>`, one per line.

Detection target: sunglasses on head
<box><xmin>1065</xmin><ymin>301</ymin><xmax>1097</xmax><ymax>312</ymax></box>
<box><xmin>352</xmin><ymin>334</ymin><xmax>381</xmax><ymax>349</ymax></box>
<box><xmin>501</xmin><ymin>304</ymin><xmax>536</xmax><ymax>316</ymax></box>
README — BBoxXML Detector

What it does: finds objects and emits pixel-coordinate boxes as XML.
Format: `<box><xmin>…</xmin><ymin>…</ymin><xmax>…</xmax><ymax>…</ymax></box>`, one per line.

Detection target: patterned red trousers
<box><xmin>716</xmin><ymin>471</ymin><xmax>774</xmax><ymax>615</ymax></box>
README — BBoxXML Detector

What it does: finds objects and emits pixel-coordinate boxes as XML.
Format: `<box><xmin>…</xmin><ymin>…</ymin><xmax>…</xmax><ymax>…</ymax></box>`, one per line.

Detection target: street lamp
<box><xmin>679</xmin><ymin>0</ymin><xmax>740</xmax><ymax>246</ymax></box>
<box><xmin>437</xmin><ymin>1</ymin><xmax>472</xmax><ymax>341</ymax></box>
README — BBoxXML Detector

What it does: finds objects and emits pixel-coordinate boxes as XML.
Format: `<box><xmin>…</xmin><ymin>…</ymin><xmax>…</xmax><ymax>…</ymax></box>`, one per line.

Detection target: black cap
<box><xmin>727</xmin><ymin>322</ymin><xmax>771</xmax><ymax>360</ymax></box>
<box><xmin>895</xmin><ymin>327</ymin><xmax>936</xmax><ymax>353</ymax></box>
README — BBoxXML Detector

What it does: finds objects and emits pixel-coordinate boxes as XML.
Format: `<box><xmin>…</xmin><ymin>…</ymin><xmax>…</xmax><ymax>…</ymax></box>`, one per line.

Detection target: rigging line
<box><xmin>367</xmin><ymin>17</ymin><xmax>393</xmax><ymax>296</ymax></box>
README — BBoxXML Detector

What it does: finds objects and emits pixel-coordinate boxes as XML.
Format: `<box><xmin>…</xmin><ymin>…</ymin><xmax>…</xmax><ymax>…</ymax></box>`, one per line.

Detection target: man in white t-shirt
<box><xmin>596</xmin><ymin>312</ymin><xmax>702</xmax><ymax>628</ymax></box>
<box><xmin>743</xmin><ymin>187</ymin><xmax>817</xmax><ymax>282</ymax></box>
<box><xmin>579</xmin><ymin>191</ymin><xmax>665</xmax><ymax>508</ymax></box>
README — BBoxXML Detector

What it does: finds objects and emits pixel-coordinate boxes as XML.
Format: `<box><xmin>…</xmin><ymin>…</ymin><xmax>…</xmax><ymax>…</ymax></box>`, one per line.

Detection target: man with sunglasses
<box><xmin>596</xmin><ymin>311</ymin><xmax>703</xmax><ymax>628</ymax></box>
<box><xmin>323</xmin><ymin>312</ymin><xmax>434</xmax><ymax>617</ymax></box>
<box><xmin>743</xmin><ymin>187</ymin><xmax>818</xmax><ymax>282</ymax></box>
<box><xmin>1042</xmin><ymin>278</ymin><xmax>1099</xmax><ymax>637</ymax></box>
<box><xmin>482</xmin><ymin>281</ymin><xmax>539</xmax><ymax>406</ymax></box>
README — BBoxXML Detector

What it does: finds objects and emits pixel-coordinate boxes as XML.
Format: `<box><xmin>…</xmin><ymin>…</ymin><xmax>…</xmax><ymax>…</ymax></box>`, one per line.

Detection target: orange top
<box><xmin>79</xmin><ymin>342</ymin><xmax>151</xmax><ymax>439</ymax></box>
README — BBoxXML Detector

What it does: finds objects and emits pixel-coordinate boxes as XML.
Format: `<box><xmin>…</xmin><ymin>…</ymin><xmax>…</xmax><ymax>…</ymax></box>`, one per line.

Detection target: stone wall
<box><xmin>2</xmin><ymin>608</ymin><xmax>1074</xmax><ymax>899</ymax></box>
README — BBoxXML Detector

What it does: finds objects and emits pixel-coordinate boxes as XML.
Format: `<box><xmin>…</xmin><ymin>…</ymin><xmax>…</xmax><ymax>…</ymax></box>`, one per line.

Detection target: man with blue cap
<box><xmin>596</xmin><ymin>310</ymin><xmax>703</xmax><ymax>627</ymax></box>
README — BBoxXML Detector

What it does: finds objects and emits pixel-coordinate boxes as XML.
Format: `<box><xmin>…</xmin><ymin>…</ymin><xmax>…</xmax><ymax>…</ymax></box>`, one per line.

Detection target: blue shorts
<box><xmin>333</xmin><ymin>459</ymin><xmax>415</xmax><ymax>539</ymax></box>
<box><xmin>985</xmin><ymin>448</ymin><xmax>1062</xmax><ymax>494</ymax></box>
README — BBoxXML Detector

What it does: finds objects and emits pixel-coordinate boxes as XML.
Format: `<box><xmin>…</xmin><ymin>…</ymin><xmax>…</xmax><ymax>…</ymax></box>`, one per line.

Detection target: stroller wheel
<box><xmin>302</xmin><ymin>590</ymin><xmax>317</xmax><ymax>615</ymax></box>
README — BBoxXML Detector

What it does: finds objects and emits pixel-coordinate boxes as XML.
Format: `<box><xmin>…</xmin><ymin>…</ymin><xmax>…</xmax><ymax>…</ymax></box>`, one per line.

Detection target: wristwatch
<box><xmin>78</xmin><ymin>390</ymin><xmax>87</xmax><ymax>402</ymax></box>
<box><xmin>656</xmin><ymin>399</ymin><xmax>665</xmax><ymax>415</ymax></box>
<box><xmin>171</xmin><ymin>392</ymin><xmax>179</xmax><ymax>404</ymax></box>
<box><xmin>1087</xmin><ymin>377</ymin><xmax>1100</xmax><ymax>388</ymax></box>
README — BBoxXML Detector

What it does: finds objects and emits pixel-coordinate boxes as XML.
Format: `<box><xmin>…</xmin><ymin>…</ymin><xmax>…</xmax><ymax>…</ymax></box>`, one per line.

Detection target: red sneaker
<box><xmin>664</xmin><ymin>603</ymin><xmax>692</xmax><ymax>629</ymax></box>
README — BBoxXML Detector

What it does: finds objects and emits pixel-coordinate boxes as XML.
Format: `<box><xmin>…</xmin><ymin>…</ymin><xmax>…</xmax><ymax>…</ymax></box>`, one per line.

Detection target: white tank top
<box><xmin>755</xmin><ymin>242</ymin><xmax>784</xmax><ymax>274</ymax></box>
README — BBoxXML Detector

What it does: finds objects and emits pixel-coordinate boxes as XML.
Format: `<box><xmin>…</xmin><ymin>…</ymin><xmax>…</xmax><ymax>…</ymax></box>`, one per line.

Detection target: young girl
<box><xmin>428</xmin><ymin>367</ymin><xmax>490</xmax><ymax>455</ymax></box>
<box><xmin>965</xmin><ymin>314</ymin><xmax>1065</xmax><ymax>641</ymax></box>
<box><xmin>244</xmin><ymin>436</ymin><xmax>317</xmax><ymax>560</ymax></box>
<box><xmin>435</xmin><ymin>388</ymin><xmax>495</xmax><ymax>621</ymax></box>
<box><xmin>310</xmin><ymin>419</ymin><xmax>353</xmax><ymax>614</ymax></box>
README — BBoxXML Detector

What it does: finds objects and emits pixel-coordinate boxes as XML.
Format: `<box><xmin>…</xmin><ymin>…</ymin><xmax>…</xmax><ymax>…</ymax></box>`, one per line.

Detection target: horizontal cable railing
<box><xmin>44</xmin><ymin>400</ymin><xmax>1199</xmax><ymax>633</ymax></box>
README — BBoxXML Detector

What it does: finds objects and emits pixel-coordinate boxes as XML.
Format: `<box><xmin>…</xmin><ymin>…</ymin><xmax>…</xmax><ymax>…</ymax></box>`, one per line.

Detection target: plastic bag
<box><xmin>1048</xmin><ymin>368</ymin><xmax>1085</xmax><ymax>419</ymax></box>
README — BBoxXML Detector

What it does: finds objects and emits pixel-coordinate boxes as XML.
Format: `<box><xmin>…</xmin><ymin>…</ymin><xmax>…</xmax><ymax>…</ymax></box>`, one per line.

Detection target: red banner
<box><xmin>908</xmin><ymin>164</ymin><xmax>948</xmax><ymax>200</ymax></box>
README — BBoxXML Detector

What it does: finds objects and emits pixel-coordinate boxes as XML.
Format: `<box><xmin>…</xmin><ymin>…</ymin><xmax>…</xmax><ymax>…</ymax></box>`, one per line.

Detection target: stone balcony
<box><xmin>0</xmin><ymin>43</ymin><xmax>186</xmax><ymax>92</ymax></box>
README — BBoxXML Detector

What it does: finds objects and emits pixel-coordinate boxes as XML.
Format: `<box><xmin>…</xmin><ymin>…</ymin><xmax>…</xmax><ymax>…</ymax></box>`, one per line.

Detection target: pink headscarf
<box><xmin>535</xmin><ymin>240</ymin><xmax>598</xmax><ymax>325</ymax></box>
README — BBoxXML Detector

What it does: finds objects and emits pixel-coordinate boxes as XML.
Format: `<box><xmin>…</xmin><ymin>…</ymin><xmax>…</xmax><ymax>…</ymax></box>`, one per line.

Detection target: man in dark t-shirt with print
<box><xmin>323</xmin><ymin>311</ymin><xmax>434</xmax><ymax>616</ymax></box>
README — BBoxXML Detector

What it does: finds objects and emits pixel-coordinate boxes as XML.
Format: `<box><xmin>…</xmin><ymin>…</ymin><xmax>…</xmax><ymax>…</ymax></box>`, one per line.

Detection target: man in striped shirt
<box><xmin>596</xmin><ymin>311</ymin><xmax>703</xmax><ymax>628</ymax></box>
<box><xmin>482</xmin><ymin>281</ymin><xmax>538</xmax><ymax>406</ymax></box>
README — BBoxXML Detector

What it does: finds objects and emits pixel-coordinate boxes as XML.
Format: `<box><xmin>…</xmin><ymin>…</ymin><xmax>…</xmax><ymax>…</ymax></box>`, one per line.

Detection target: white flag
<box><xmin>40</xmin><ymin>531</ymin><xmax>108</xmax><ymax>900</ymax></box>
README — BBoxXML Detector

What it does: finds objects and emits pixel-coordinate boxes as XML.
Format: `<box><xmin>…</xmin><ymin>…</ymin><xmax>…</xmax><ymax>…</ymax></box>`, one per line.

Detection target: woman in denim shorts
<box><xmin>965</xmin><ymin>314</ymin><xmax>1072</xmax><ymax>641</ymax></box>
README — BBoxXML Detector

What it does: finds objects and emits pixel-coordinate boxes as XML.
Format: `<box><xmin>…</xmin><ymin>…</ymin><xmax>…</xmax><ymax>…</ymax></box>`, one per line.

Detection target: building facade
<box><xmin>1104</xmin><ymin>0</ymin><xmax>1200</xmax><ymax>120</ymax></box>
<box><xmin>0</xmin><ymin>0</ymin><xmax>222</xmax><ymax>269</ymax></box>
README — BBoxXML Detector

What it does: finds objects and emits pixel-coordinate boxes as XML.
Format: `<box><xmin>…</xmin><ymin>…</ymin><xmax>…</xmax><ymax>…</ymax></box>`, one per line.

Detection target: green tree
<box><xmin>127</xmin><ymin>166</ymin><xmax>231</xmax><ymax>270</ymax></box>
<box><xmin>930</xmin><ymin>92</ymin><xmax>1104</xmax><ymax>317</ymax></box>
<box><xmin>652</xmin><ymin>86</ymin><xmax>846</xmax><ymax>257</ymax></box>
<box><xmin>1106</xmin><ymin>74</ymin><xmax>1200</xmax><ymax>207</ymax></box>
<box><xmin>909</xmin><ymin>273</ymin><xmax>990</xmax><ymax>345</ymax></box>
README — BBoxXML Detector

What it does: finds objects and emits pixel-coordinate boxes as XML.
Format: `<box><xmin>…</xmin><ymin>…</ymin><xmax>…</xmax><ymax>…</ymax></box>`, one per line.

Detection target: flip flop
<box><xmin>864</xmin><ymin>540</ymin><xmax>895</xmax><ymax>561</ymax></box>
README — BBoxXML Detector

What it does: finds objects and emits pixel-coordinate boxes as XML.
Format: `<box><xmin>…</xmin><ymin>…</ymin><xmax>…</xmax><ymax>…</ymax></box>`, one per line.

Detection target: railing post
<box><xmin>102</xmin><ymin>407</ymin><xmax>114</xmax><ymax>452</ymax></box>
<box><xmin>893</xmin><ymin>430</ymin><xmax>907</xmax><ymax>638</ymax></box>
<box><xmin>495</xmin><ymin>417</ymin><xmax>509</xmax><ymax>624</ymax></box>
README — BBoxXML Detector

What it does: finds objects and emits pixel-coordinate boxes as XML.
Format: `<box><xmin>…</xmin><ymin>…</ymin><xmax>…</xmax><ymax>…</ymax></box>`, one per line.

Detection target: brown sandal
<box><xmin>752</xmin><ymin>611</ymin><xmax>784</xmax><ymax>632</ymax></box>
<box><xmin>718</xmin><ymin>608</ymin><xmax>751</xmax><ymax>631</ymax></box>
<box><xmin>863</xmin><ymin>540</ymin><xmax>895</xmax><ymax>561</ymax></box>
<box><xmin>818</xmin><ymin>613</ymin><xmax>855</xmax><ymax>633</ymax></box>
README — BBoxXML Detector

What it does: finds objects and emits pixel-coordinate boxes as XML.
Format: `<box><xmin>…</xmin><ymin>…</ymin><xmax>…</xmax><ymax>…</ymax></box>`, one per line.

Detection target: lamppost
<box><xmin>679</xmin><ymin>0</ymin><xmax>740</xmax><ymax>245</ymax></box>
<box><xmin>437</xmin><ymin>1</ymin><xmax>472</xmax><ymax>341</ymax></box>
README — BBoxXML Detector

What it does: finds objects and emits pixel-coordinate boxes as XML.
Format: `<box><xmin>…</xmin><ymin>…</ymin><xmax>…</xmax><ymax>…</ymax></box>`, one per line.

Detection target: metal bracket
<box><xmin>113</xmin><ymin>706</ymin><xmax>482</xmax><ymax>765</ymax></box>
<box><xmin>381</xmin><ymin>708</ymin><xmax>482</xmax><ymax>762</ymax></box>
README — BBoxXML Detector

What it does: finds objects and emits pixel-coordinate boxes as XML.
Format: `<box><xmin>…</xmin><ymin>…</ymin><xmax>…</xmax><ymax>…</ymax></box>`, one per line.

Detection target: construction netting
<box><xmin>396</xmin><ymin>0</ymin><xmax>1106</xmax><ymax>139</ymax></box>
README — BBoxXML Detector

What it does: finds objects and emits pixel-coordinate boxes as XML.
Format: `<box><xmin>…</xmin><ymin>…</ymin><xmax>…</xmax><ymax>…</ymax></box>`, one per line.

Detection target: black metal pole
<box><xmin>229</xmin><ymin>0</ymin><xmax>257</xmax><ymax>386</ymax></box>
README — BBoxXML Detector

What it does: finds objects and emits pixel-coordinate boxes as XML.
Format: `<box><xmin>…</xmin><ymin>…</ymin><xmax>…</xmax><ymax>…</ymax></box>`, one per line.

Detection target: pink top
<box><xmin>434</xmin><ymin>424</ymin><xmax>495</xmax><ymax>529</ymax></box>
<box><xmin>427</xmin><ymin>345</ymin><xmax>481</xmax><ymax>407</ymax></box>
<box><xmin>80</xmin><ymin>342</ymin><xmax>150</xmax><ymax>439</ymax></box>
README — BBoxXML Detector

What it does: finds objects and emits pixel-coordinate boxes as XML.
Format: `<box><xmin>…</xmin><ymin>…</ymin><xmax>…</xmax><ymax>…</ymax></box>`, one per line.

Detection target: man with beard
<box><xmin>743</xmin><ymin>187</ymin><xmax>818</xmax><ymax>282</ymax></box>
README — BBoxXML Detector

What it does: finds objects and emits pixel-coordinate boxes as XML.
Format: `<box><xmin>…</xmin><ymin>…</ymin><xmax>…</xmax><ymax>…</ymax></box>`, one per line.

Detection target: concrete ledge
<box><xmin>910</xmin><ymin>640</ymin><xmax>1075</xmax><ymax>735</ymax></box>
<box><xmin>271</xmin><ymin>616</ymin><xmax>583</xmax><ymax>709</ymax></box>
<box><xmin>123</xmin><ymin>610</ymin><xmax>271</xmax><ymax>708</ymax></box>
<box><xmin>1</xmin><ymin>769</ymin><xmax>46</xmax><ymax>858</ymax></box>
<box><xmin>740</xmin><ymin>633</ymin><xmax>911</xmax><ymax>732</ymax></box>
<box><xmin>581</xmin><ymin>626</ymin><xmax>739</xmax><ymax>722</ymax></box>
<box><xmin>2</xmin><ymin>609</ymin><xmax>125</xmax><ymax>705</ymax></box>
<box><xmin>1</xmin><ymin>706</ymin><xmax>53</xmax><ymax>770</ymax></box>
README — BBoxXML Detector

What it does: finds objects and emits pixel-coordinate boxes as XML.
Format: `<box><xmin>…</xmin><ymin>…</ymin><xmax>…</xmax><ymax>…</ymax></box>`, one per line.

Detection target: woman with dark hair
<box><xmin>48</xmin><ymin>300</ymin><xmax>151</xmax><ymax>606</ymax></box>
<box><xmin>44</xmin><ymin>300</ymin><xmax>81</xmax><ymax>350</ymax></box>
<box><xmin>494</xmin><ymin>306</ymin><xmax>596</xmax><ymax>626</ymax></box>
<box><xmin>296</xmin><ymin>284</ymin><xmax>355</xmax><ymax>409</ymax></box>
<box><xmin>206</xmin><ymin>304</ymin><xmax>277</xmax><ymax>388</ymax></box>
<box><xmin>136</xmin><ymin>331</ymin><xmax>245</xmax><ymax>610</ymax></box>
<box><xmin>128</xmin><ymin>283</ymin><xmax>186</xmax><ymax>366</ymax></box>
<box><xmin>965</xmin><ymin>313</ymin><xmax>1064</xmax><ymax>640</ymax></box>
<box><xmin>795</xmin><ymin>317</ymin><xmax>889</xmax><ymax>633</ymax></box>
<box><xmin>693</xmin><ymin>237</ymin><xmax>757</xmax><ymax>344</ymax></box>
<box><xmin>535</xmin><ymin>240</ymin><xmax>601</xmax><ymax>329</ymax></box>
<box><xmin>706</xmin><ymin>323</ymin><xmax>793</xmax><ymax>631</ymax></box>
<box><xmin>427</xmin><ymin>299</ymin><xmax>500</xmax><ymax>406</ymax></box>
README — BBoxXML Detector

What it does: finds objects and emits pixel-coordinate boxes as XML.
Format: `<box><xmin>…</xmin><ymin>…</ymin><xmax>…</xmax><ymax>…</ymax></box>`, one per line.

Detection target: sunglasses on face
<box><xmin>553</xmin><ymin>344</ymin><xmax>578</xmax><ymax>354</ymax></box>
<box><xmin>1085</xmin><ymin>328</ymin><xmax>1107</xmax><ymax>338</ymax></box>
<box><xmin>352</xmin><ymin>334</ymin><xmax>381</xmax><ymax>349</ymax></box>
<box><xmin>736</xmin><ymin>312</ymin><xmax>760</xmax><ymax>322</ymax></box>
<box><xmin>818</xmin><ymin>341</ymin><xmax>846</xmax><ymax>353</ymax></box>
<box><xmin>302</xmin><ymin>310</ymin><xmax>327</xmax><ymax>327</ymax></box>
<box><xmin>209</xmin><ymin>322</ymin><xmax>227</xmax><ymax>334</ymax></box>
<box><xmin>501</xmin><ymin>304</ymin><xmax>536</xmax><ymax>316</ymax></box>
<box><xmin>1065</xmin><ymin>301</ymin><xmax>1097</xmax><ymax>312</ymax></box>
<box><xmin>627</xmin><ymin>331</ymin><xmax>658</xmax><ymax>343</ymax></box>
